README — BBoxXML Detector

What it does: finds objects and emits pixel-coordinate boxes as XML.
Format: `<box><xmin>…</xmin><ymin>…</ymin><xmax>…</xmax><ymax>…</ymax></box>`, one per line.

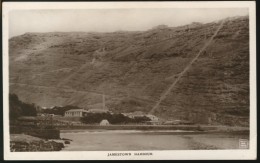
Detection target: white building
<box><xmin>123</xmin><ymin>111</ymin><xmax>146</xmax><ymax>119</ymax></box>
<box><xmin>64</xmin><ymin>109</ymin><xmax>88</xmax><ymax>117</ymax></box>
<box><xmin>100</xmin><ymin>119</ymin><xmax>110</xmax><ymax>126</ymax></box>
<box><xmin>146</xmin><ymin>114</ymin><xmax>159</xmax><ymax>121</ymax></box>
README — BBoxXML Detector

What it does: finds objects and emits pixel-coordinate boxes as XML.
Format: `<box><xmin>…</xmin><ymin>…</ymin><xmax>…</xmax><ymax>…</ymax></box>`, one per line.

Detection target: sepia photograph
<box><xmin>2</xmin><ymin>1</ymin><xmax>256</xmax><ymax>160</ymax></box>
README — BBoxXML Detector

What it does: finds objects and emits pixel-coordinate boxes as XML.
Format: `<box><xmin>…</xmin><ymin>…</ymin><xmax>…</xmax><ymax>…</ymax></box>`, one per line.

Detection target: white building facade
<box><xmin>64</xmin><ymin>109</ymin><xmax>88</xmax><ymax>117</ymax></box>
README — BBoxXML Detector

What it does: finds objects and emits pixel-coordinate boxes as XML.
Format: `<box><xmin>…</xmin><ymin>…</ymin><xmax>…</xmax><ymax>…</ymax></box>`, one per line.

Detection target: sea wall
<box><xmin>10</xmin><ymin>126</ymin><xmax>60</xmax><ymax>139</ymax></box>
<box><xmin>57</xmin><ymin>124</ymin><xmax>249</xmax><ymax>132</ymax></box>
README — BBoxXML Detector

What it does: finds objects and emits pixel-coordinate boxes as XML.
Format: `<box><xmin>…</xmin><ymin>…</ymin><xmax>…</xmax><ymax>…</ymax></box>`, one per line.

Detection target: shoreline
<box><xmin>57</xmin><ymin>124</ymin><xmax>249</xmax><ymax>133</ymax></box>
<box><xmin>60</xmin><ymin>129</ymin><xmax>249</xmax><ymax>136</ymax></box>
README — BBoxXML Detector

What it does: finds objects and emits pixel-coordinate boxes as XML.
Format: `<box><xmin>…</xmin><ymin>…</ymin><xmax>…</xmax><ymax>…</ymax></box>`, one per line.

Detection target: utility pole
<box><xmin>102</xmin><ymin>92</ymin><xmax>106</xmax><ymax>110</ymax></box>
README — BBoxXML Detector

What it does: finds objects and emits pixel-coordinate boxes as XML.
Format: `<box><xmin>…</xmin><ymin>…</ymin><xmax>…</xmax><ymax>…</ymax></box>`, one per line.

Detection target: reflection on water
<box><xmin>60</xmin><ymin>130</ymin><xmax>249</xmax><ymax>151</ymax></box>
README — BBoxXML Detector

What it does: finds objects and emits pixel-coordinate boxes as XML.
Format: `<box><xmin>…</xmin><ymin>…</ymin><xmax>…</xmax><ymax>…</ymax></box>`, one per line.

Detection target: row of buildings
<box><xmin>64</xmin><ymin>108</ymin><xmax>111</xmax><ymax>117</ymax></box>
<box><xmin>64</xmin><ymin>109</ymin><xmax>160</xmax><ymax>125</ymax></box>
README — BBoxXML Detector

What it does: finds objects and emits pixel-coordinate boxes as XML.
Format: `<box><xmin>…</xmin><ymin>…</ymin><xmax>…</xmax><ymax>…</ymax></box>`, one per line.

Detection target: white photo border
<box><xmin>2</xmin><ymin>1</ymin><xmax>257</xmax><ymax>160</ymax></box>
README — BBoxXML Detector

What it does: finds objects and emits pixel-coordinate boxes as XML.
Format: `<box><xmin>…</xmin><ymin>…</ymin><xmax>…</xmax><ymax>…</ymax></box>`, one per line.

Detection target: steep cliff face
<box><xmin>9</xmin><ymin>16</ymin><xmax>249</xmax><ymax>126</ymax></box>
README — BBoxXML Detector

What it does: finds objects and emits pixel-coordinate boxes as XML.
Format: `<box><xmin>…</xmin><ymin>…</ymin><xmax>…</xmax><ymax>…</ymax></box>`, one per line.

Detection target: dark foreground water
<box><xmin>60</xmin><ymin>130</ymin><xmax>249</xmax><ymax>151</ymax></box>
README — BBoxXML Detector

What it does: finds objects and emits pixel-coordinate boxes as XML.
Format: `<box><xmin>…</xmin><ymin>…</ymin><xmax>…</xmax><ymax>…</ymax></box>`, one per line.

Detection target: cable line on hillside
<box><xmin>149</xmin><ymin>20</ymin><xmax>226</xmax><ymax>114</ymax></box>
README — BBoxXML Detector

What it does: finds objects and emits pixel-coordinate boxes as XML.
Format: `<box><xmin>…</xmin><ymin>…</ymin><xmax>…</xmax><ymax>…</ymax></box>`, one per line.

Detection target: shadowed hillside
<box><xmin>9</xmin><ymin>16</ymin><xmax>249</xmax><ymax>126</ymax></box>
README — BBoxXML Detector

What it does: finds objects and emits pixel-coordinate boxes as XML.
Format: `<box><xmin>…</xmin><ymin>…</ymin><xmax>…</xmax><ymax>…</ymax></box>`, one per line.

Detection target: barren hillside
<box><xmin>9</xmin><ymin>16</ymin><xmax>249</xmax><ymax>126</ymax></box>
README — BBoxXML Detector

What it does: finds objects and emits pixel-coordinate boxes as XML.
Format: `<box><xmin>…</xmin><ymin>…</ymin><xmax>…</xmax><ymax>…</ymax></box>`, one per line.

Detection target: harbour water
<box><xmin>60</xmin><ymin>130</ymin><xmax>249</xmax><ymax>151</ymax></box>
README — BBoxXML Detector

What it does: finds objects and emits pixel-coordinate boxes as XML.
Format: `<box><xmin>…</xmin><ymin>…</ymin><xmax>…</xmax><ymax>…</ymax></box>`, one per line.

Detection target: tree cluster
<box><xmin>80</xmin><ymin>112</ymin><xmax>150</xmax><ymax>124</ymax></box>
<box><xmin>41</xmin><ymin>105</ymin><xmax>80</xmax><ymax>116</ymax></box>
<box><xmin>9</xmin><ymin>93</ymin><xmax>37</xmax><ymax>120</ymax></box>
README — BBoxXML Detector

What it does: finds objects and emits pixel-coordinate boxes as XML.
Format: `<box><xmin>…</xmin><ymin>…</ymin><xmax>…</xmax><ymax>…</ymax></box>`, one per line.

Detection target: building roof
<box><xmin>146</xmin><ymin>114</ymin><xmax>158</xmax><ymax>118</ymax></box>
<box><xmin>65</xmin><ymin>109</ymin><xmax>87</xmax><ymax>113</ymax></box>
<box><xmin>100</xmin><ymin>119</ymin><xmax>109</xmax><ymax>124</ymax></box>
<box><xmin>122</xmin><ymin>111</ymin><xmax>147</xmax><ymax>117</ymax></box>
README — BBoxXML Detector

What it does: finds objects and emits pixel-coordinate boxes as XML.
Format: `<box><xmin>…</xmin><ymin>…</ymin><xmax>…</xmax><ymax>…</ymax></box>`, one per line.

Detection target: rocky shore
<box><xmin>10</xmin><ymin>134</ymin><xmax>65</xmax><ymax>152</ymax></box>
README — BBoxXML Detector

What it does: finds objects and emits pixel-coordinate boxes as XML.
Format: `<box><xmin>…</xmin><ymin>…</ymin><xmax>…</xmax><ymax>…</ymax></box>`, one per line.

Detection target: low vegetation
<box><xmin>80</xmin><ymin>113</ymin><xmax>150</xmax><ymax>124</ymax></box>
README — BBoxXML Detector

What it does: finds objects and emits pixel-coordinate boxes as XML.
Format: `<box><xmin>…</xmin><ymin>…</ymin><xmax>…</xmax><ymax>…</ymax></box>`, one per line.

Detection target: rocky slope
<box><xmin>9</xmin><ymin>16</ymin><xmax>249</xmax><ymax>126</ymax></box>
<box><xmin>10</xmin><ymin>134</ymin><xmax>64</xmax><ymax>151</ymax></box>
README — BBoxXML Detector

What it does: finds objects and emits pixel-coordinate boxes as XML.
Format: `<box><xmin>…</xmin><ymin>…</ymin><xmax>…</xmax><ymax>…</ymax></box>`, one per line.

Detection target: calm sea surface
<box><xmin>60</xmin><ymin>130</ymin><xmax>249</xmax><ymax>151</ymax></box>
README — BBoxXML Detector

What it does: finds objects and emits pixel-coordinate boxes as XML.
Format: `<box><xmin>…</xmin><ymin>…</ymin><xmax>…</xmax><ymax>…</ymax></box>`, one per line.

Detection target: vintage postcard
<box><xmin>2</xmin><ymin>1</ymin><xmax>256</xmax><ymax>160</ymax></box>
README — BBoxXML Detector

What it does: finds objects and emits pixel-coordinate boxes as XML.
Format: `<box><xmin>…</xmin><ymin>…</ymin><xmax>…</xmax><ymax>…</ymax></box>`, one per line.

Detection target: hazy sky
<box><xmin>9</xmin><ymin>8</ymin><xmax>248</xmax><ymax>38</ymax></box>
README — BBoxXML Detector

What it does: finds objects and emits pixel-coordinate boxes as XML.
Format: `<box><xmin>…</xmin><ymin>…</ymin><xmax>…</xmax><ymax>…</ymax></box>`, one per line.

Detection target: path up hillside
<box><xmin>9</xmin><ymin>16</ymin><xmax>249</xmax><ymax>126</ymax></box>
